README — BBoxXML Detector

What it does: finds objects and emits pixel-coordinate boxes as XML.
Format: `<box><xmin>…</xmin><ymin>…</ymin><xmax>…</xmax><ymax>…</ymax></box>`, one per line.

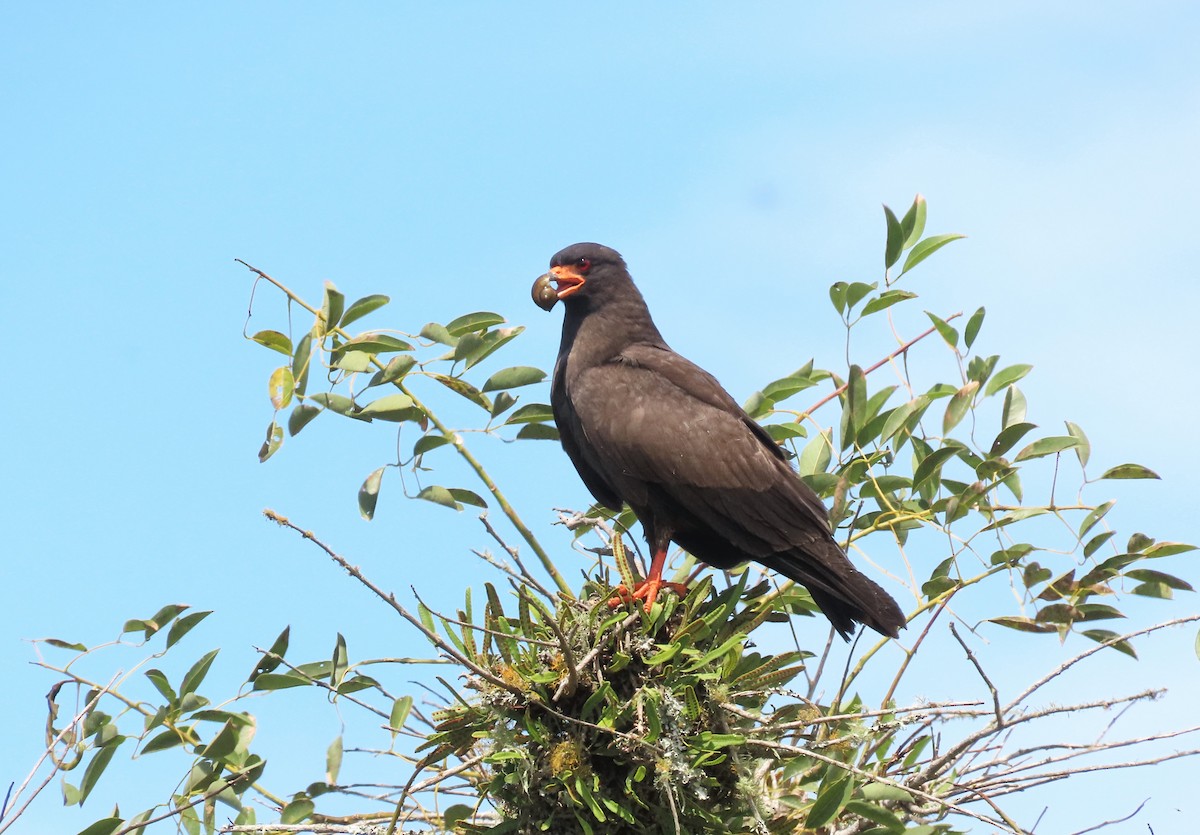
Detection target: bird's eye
<box><xmin>576</xmin><ymin>258</ymin><xmax>592</xmax><ymax>273</ymax></box>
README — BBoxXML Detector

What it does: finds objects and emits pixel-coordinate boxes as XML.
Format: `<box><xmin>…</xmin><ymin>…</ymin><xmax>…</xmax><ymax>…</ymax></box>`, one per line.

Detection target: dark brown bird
<box><xmin>532</xmin><ymin>243</ymin><xmax>905</xmax><ymax>639</ymax></box>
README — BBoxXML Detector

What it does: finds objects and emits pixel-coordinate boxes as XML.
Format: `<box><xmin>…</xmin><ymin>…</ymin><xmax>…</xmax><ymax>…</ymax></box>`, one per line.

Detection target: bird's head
<box><xmin>531</xmin><ymin>242</ymin><xmax>628</xmax><ymax>312</ymax></box>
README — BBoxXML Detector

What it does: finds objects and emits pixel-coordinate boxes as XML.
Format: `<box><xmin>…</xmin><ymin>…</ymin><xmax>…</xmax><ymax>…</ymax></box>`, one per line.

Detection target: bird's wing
<box><xmin>551</xmin><ymin>354</ymin><xmax>623</xmax><ymax>510</ymax></box>
<box><xmin>567</xmin><ymin>343</ymin><xmax>833</xmax><ymax>555</ymax></box>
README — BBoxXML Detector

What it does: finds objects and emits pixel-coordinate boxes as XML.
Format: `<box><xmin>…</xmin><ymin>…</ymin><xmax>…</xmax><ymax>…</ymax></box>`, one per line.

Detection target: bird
<box><xmin>530</xmin><ymin>242</ymin><xmax>905</xmax><ymax>640</ymax></box>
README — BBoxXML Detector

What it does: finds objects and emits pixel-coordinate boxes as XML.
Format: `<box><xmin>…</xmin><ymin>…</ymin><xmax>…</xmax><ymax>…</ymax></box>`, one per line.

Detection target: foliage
<box><xmin>12</xmin><ymin>197</ymin><xmax>1199</xmax><ymax>835</ymax></box>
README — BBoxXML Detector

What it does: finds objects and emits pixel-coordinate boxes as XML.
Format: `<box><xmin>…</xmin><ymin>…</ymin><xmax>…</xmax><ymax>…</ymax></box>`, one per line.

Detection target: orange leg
<box><xmin>607</xmin><ymin>546</ymin><xmax>689</xmax><ymax>611</ymax></box>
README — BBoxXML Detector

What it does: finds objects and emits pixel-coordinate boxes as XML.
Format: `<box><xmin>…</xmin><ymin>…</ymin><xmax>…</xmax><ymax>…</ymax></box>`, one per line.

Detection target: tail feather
<box><xmin>761</xmin><ymin>545</ymin><xmax>905</xmax><ymax>640</ymax></box>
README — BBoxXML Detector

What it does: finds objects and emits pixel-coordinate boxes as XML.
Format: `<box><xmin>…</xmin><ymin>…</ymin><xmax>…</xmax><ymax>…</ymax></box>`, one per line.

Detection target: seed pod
<box><xmin>531</xmin><ymin>273</ymin><xmax>559</xmax><ymax>311</ymax></box>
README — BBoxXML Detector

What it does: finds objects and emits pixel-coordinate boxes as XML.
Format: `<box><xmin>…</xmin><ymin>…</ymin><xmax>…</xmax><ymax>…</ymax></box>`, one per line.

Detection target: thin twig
<box><xmin>950</xmin><ymin>622</ymin><xmax>1002</xmax><ymax>727</ymax></box>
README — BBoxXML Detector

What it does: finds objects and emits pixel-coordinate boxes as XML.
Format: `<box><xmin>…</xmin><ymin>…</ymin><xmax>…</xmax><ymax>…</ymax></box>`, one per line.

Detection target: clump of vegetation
<box><xmin>14</xmin><ymin>197</ymin><xmax>1199</xmax><ymax>835</ymax></box>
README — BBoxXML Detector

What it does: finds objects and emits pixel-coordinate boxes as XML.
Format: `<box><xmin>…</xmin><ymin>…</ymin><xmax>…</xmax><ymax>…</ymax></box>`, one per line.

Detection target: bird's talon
<box><xmin>605</xmin><ymin>579</ymin><xmax>689</xmax><ymax>611</ymax></box>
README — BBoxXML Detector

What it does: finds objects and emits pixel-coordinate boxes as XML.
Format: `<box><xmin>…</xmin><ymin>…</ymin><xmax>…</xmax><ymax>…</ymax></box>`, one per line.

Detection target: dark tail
<box><xmin>761</xmin><ymin>544</ymin><xmax>905</xmax><ymax>640</ymax></box>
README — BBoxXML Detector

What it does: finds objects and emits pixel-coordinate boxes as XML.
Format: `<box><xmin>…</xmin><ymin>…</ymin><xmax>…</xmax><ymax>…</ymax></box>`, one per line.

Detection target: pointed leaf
<box><xmin>504</xmin><ymin>403</ymin><xmax>554</xmax><ymax>424</ymax></box>
<box><xmin>1099</xmin><ymin>463</ymin><xmax>1160</xmax><ymax>480</ymax></box>
<box><xmin>900</xmin><ymin>194</ymin><xmax>927</xmax><ymax>249</ymax></box>
<box><xmin>166</xmin><ymin>611</ymin><xmax>212</xmax><ymax>650</ymax></box>
<box><xmin>924</xmin><ymin>311</ymin><xmax>959</xmax><ymax>349</ymax></box>
<box><xmin>287</xmin><ymin>404</ymin><xmax>321</xmax><ymax>436</ymax></box>
<box><xmin>257</xmin><ymin>421</ymin><xmax>284</xmax><ymax>463</ymax></box>
<box><xmin>516</xmin><ymin>423</ymin><xmax>559</xmax><ymax>440</ymax></box>
<box><xmin>250</xmin><ymin>330</ymin><xmax>292</xmax><ymax>356</ymax></box>
<box><xmin>481</xmin><ymin>366</ymin><xmax>546</xmax><ymax>392</ymax></box>
<box><xmin>358</xmin><ymin>467</ymin><xmax>385</xmax><ymax>520</ymax></box>
<box><xmin>900</xmin><ymin>233</ymin><xmax>966</xmax><ymax>275</ymax></box>
<box><xmin>943</xmin><ymin>380</ymin><xmax>979</xmax><ymax>435</ymax></box>
<box><xmin>964</xmin><ymin>306</ymin><xmax>985</xmax><ymax>349</ymax></box>
<box><xmin>1065</xmin><ymin>421</ymin><xmax>1090</xmax><ymax>468</ymax></box>
<box><xmin>1014</xmin><ymin>435</ymin><xmax>1079</xmax><ymax>462</ymax></box>
<box><xmin>340</xmin><ymin>294</ymin><xmax>390</xmax><ymax>328</ymax></box>
<box><xmin>985</xmin><ymin>364</ymin><xmax>1033</xmax><ymax>397</ymax></box>
<box><xmin>884</xmin><ymin>205</ymin><xmax>904</xmax><ymax>268</ymax></box>
<box><xmin>319</xmin><ymin>282</ymin><xmax>345</xmax><ymax>336</ymax></box>
<box><xmin>418</xmin><ymin>485</ymin><xmax>461</xmax><ymax>510</ymax></box>
<box><xmin>446</xmin><ymin>311</ymin><xmax>505</xmax><ymax>336</ymax></box>
<box><xmin>367</xmin><ymin>355</ymin><xmax>416</xmax><ymax>388</ymax></box>
<box><xmin>861</xmin><ymin>289</ymin><xmax>918</xmax><ymax>316</ymax></box>
<box><xmin>269</xmin><ymin>367</ymin><xmax>294</xmax><ymax>410</ymax></box>
<box><xmin>359</xmin><ymin>393</ymin><xmax>416</xmax><ymax>421</ymax></box>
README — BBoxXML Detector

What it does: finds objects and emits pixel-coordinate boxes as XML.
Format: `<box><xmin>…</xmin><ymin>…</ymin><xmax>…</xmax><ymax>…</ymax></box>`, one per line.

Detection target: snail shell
<box><xmin>531</xmin><ymin>273</ymin><xmax>559</xmax><ymax>311</ymax></box>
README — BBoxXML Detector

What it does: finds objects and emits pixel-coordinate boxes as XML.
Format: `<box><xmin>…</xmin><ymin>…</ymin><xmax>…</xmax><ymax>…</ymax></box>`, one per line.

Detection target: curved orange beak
<box><xmin>549</xmin><ymin>263</ymin><xmax>587</xmax><ymax>299</ymax></box>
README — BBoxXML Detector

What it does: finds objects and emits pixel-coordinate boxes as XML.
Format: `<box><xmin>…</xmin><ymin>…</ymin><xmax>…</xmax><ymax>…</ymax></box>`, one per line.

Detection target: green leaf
<box><xmin>252</xmin><ymin>673</ymin><xmax>310</xmax><ymax>691</ymax></box>
<box><xmin>924</xmin><ymin>311</ymin><xmax>959</xmax><ymax>349</ymax></box>
<box><xmin>181</xmin><ymin>649</ymin><xmax>219</xmax><ymax>697</ymax></box>
<box><xmin>358</xmin><ymin>393</ymin><xmax>416</xmax><ymax>421</ymax></box>
<box><xmin>257</xmin><ymin>421</ymin><xmax>283</xmax><ymax>463</ymax></box>
<box><xmin>287</xmin><ymin>404</ymin><xmax>321</xmax><ymax>436</ymax></box>
<box><xmin>418</xmin><ymin>485</ymin><xmax>461</xmax><ymax>510</ymax></box>
<box><xmin>250</xmin><ymin>330</ymin><xmax>293</xmax><ymax>356</ymax></box>
<box><xmin>829</xmin><ymin>281</ymin><xmax>848</xmax><ymax>315</ymax></box>
<box><xmin>319</xmin><ymin>282</ymin><xmax>345</xmax><ymax>336</ymax></box>
<box><xmin>358</xmin><ymin>467</ymin><xmax>384</xmax><ymax>520</ymax></box>
<box><xmin>339</xmin><ymin>294</ymin><xmax>390</xmax><ymax>328</ymax></box>
<box><xmin>463</xmin><ymin>325</ymin><xmax>525</xmax><ymax>369</ymax></box>
<box><xmin>1081</xmin><ymin>629</ymin><xmax>1137</xmax><ymax>658</ymax></box>
<box><xmin>985</xmin><ymin>364</ymin><xmax>1034</xmax><ymax>397</ymax></box>
<box><xmin>307</xmin><ymin>392</ymin><xmax>355</xmax><ymax>415</ymax></box>
<box><xmin>913</xmin><ymin>446</ymin><xmax>958</xmax><ymax>491</ymax></box>
<box><xmin>79</xmin><ymin>741</ymin><xmax>120</xmax><ymax>804</ymax></box>
<box><xmin>77</xmin><ymin>817</ymin><xmax>124</xmax><ymax>835</ymax></box>
<box><xmin>861</xmin><ymin>289</ymin><xmax>918</xmax><ymax>316</ymax></box>
<box><xmin>419</xmin><ymin>322</ymin><xmax>458</xmax><ymax>347</ymax></box>
<box><xmin>900</xmin><ymin>193</ymin><xmax>927</xmax><ymax>249</ymax></box>
<box><xmin>798</xmin><ymin>429</ymin><xmax>833</xmax><ymax>477</ymax></box>
<box><xmin>1098</xmin><ymin>463</ymin><xmax>1161</xmax><ymax>480</ymax></box>
<box><xmin>446</xmin><ymin>311</ymin><xmax>505</xmax><ymax>336</ymax></box>
<box><xmin>1014</xmin><ymin>435</ymin><xmax>1079</xmax><ymax>462</ymax></box>
<box><xmin>145</xmin><ymin>668</ymin><xmax>176</xmax><ymax>702</ymax></box>
<box><xmin>448</xmin><ymin>488</ymin><xmax>487</xmax><ymax>508</ymax></box>
<box><xmin>504</xmin><ymin>403</ymin><xmax>554</xmax><ymax>424</ymax></box>
<box><xmin>988</xmin><ymin>616</ymin><xmax>1057</xmax><ymax>634</ymax></box>
<box><xmin>883</xmin><ymin>204</ymin><xmax>904</xmax><ymax>269</ymax></box>
<box><xmin>414</xmin><ymin>434</ymin><xmax>452</xmax><ymax>455</ymax></box>
<box><xmin>141</xmin><ymin>727</ymin><xmax>189</xmax><ymax>754</ymax></box>
<box><xmin>481</xmin><ymin>366</ymin><xmax>546</xmax><ymax>392</ymax></box>
<box><xmin>1126</xmin><ymin>569</ymin><xmax>1193</xmax><ymax>591</ymax></box>
<box><xmin>332</xmin><ymin>334</ymin><xmax>414</xmax><ymax>357</ymax></box>
<box><xmin>326</xmin><ymin>735</ymin><xmax>343</xmax><ymax>784</ymax></box>
<box><xmin>330</xmin><ymin>633</ymin><xmax>348</xmax><ymax>689</ymax></box>
<box><xmin>1145</xmin><ymin>542</ymin><xmax>1196</xmax><ymax>557</ymax></box>
<box><xmin>166</xmin><ymin>611</ymin><xmax>211</xmax><ymax>650</ymax></box>
<box><xmin>490</xmin><ymin>391</ymin><xmax>517</xmax><ymax>418</ymax></box>
<box><xmin>964</xmin><ymin>306</ymin><xmax>985</xmax><ymax>350</ymax></box>
<box><xmin>989</xmin><ymin>422</ymin><xmax>1038</xmax><ymax>457</ymax></box>
<box><xmin>280</xmin><ymin>798</ymin><xmax>314</xmax><ymax>825</ymax></box>
<box><xmin>942</xmin><ymin>380</ymin><xmax>979</xmax><ymax>435</ymax></box>
<box><xmin>900</xmin><ymin>233</ymin><xmax>966</xmax><ymax>275</ymax></box>
<box><xmin>248</xmin><ymin>626</ymin><xmax>291</xmax><ymax>682</ymax></box>
<box><xmin>367</xmin><ymin>355</ymin><xmax>416</xmax><ymax>388</ymax></box>
<box><xmin>516</xmin><ymin>423</ymin><xmax>559</xmax><ymax>441</ymax></box>
<box><xmin>845</xmin><ymin>281</ymin><xmax>877</xmax><ymax>311</ymax></box>
<box><xmin>1064</xmin><ymin>420</ymin><xmax>1090</xmax><ymax>468</ymax></box>
<box><xmin>389</xmin><ymin>695</ymin><xmax>413</xmax><ymax>734</ymax></box>
<box><xmin>1002</xmin><ymin>385</ymin><xmax>1028</xmax><ymax>428</ymax></box>
<box><xmin>331</xmin><ymin>350</ymin><xmax>372</xmax><ymax>373</ymax></box>
<box><xmin>806</xmin><ymin>773</ymin><xmax>853</xmax><ymax>828</ymax></box>
<box><xmin>431</xmin><ymin>374</ymin><xmax>492</xmax><ymax>412</ymax></box>
<box><xmin>292</xmin><ymin>332</ymin><xmax>313</xmax><ymax>396</ymax></box>
<box><xmin>268</xmin><ymin>367</ymin><xmax>294</xmax><ymax>410</ymax></box>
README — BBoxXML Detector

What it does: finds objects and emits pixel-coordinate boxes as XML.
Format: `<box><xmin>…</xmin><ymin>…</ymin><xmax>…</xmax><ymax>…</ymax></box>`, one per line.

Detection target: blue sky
<box><xmin>4</xmin><ymin>3</ymin><xmax>1199</xmax><ymax>833</ymax></box>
